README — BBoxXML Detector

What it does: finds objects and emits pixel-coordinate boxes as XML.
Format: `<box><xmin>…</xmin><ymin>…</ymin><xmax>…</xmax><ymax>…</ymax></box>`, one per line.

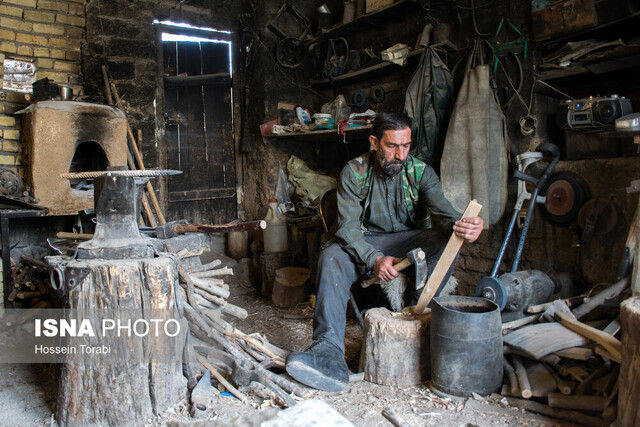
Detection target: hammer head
<box><xmin>155</xmin><ymin>219</ymin><xmax>188</xmax><ymax>239</ymax></box>
<box><xmin>407</xmin><ymin>248</ymin><xmax>428</xmax><ymax>290</ymax></box>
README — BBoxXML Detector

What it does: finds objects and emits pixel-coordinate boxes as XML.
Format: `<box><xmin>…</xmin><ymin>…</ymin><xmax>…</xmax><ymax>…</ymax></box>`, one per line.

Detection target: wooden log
<box><xmin>360</xmin><ymin>307</ymin><xmax>430</xmax><ymax>386</ymax></box>
<box><xmin>547</xmin><ymin>393</ymin><xmax>605</xmax><ymax>412</ymax></box>
<box><xmin>619</xmin><ymin>296</ymin><xmax>640</xmax><ymax>426</ymax></box>
<box><xmin>528</xmin><ymin>363</ymin><xmax>557</xmax><ymax>398</ymax></box>
<box><xmin>552</xmin><ymin>373</ymin><xmax>575</xmax><ymax>395</ymax></box>
<box><xmin>554</xmin><ymin>347</ymin><xmax>594</xmax><ymax>360</ymax></box>
<box><xmin>191</xmin><ymin>277</ymin><xmax>230</xmax><ymax>299</ymax></box>
<box><xmin>188</xmin><ymin>259</ymin><xmax>222</xmax><ymax>274</ymax></box>
<box><xmin>511</xmin><ymin>355</ymin><xmax>532</xmax><ymax>399</ymax></box>
<box><xmin>196</xmin><ymin>354</ymin><xmax>246</xmax><ymax>402</ymax></box>
<box><xmin>556</xmin><ymin>312</ymin><xmax>622</xmax><ymax>363</ymax></box>
<box><xmin>503</xmin><ymin>397</ymin><xmax>604</xmax><ymax>426</ymax></box>
<box><xmin>56</xmin><ymin>257</ymin><xmax>186</xmax><ymax>427</ymax></box>
<box><xmin>271</xmin><ymin>267</ymin><xmax>310</xmax><ymax>308</ymax></box>
<box><xmin>192</xmin><ymin>266</ymin><xmax>234</xmax><ymax>278</ymax></box>
<box><xmin>503</xmin><ymin>357</ymin><xmax>519</xmax><ymax>396</ymax></box>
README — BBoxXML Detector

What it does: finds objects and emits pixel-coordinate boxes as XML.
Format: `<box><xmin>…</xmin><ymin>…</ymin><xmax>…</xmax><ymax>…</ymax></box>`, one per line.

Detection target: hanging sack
<box><xmin>440</xmin><ymin>40</ymin><xmax>509</xmax><ymax>228</ymax></box>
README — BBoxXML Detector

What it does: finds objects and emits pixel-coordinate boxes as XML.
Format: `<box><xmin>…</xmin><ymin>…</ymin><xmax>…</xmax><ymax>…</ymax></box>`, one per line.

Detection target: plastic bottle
<box><xmin>263</xmin><ymin>198</ymin><xmax>288</xmax><ymax>253</ymax></box>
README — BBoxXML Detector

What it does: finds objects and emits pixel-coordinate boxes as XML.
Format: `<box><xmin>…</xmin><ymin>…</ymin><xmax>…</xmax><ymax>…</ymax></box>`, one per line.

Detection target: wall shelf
<box><xmin>537</xmin><ymin>53</ymin><xmax>640</xmax><ymax>81</ymax></box>
<box><xmin>309</xmin><ymin>0</ymin><xmax>420</xmax><ymax>44</ymax></box>
<box><xmin>309</xmin><ymin>48</ymin><xmax>424</xmax><ymax>87</ymax></box>
<box><xmin>263</xmin><ymin>124</ymin><xmax>372</xmax><ymax>142</ymax></box>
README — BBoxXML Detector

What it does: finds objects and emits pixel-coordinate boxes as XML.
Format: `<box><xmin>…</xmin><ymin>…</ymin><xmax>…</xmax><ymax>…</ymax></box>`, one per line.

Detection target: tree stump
<box><xmin>56</xmin><ymin>255</ymin><xmax>187</xmax><ymax>427</ymax></box>
<box><xmin>272</xmin><ymin>267</ymin><xmax>310</xmax><ymax>307</ymax></box>
<box><xmin>360</xmin><ymin>307</ymin><xmax>430</xmax><ymax>386</ymax></box>
<box><xmin>259</xmin><ymin>252</ymin><xmax>292</xmax><ymax>297</ymax></box>
<box><xmin>619</xmin><ymin>296</ymin><xmax>640</xmax><ymax>427</ymax></box>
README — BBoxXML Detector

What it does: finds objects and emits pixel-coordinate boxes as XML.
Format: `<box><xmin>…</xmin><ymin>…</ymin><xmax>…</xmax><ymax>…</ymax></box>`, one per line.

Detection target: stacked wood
<box><xmin>496</xmin><ymin>278</ymin><xmax>632</xmax><ymax>425</ymax></box>
<box><xmin>165</xmin><ymin>245</ymin><xmax>308</xmax><ymax>411</ymax></box>
<box><xmin>7</xmin><ymin>254</ymin><xmax>56</xmax><ymax>308</ymax></box>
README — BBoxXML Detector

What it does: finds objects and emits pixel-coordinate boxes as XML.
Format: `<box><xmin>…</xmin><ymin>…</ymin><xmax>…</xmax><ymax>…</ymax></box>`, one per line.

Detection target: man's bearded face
<box><xmin>371</xmin><ymin>128</ymin><xmax>412</xmax><ymax>177</ymax></box>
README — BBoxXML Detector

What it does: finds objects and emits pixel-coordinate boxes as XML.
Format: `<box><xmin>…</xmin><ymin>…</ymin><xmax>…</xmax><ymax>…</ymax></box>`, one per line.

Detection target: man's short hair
<box><xmin>371</xmin><ymin>112</ymin><xmax>412</xmax><ymax>140</ymax></box>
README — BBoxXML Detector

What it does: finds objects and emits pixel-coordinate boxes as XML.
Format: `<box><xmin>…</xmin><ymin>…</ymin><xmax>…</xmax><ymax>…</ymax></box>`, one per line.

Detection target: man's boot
<box><xmin>285</xmin><ymin>340</ymin><xmax>350</xmax><ymax>392</ymax></box>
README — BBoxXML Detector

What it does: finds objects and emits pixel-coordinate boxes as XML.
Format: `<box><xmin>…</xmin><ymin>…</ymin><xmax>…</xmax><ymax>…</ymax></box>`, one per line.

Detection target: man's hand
<box><xmin>453</xmin><ymin>216</ymin><xmax>483</xmax><ymax>243</ymax></box>
<box><xmin>373</xmin><ymin>255</ymin><xmax>403</xmax><ymax>282</ymax></box>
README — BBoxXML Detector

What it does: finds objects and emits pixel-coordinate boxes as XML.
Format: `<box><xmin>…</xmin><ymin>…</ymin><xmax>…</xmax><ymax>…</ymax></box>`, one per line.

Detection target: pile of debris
<box><xmin>493</xmin><ymin>277</ymin><xmax>629</xmax><ymax>425</ymax></box>
<box><xmin>168</xmin><ymin>246</ymin><xmax>309</xmax><ymax>418</ymax></box>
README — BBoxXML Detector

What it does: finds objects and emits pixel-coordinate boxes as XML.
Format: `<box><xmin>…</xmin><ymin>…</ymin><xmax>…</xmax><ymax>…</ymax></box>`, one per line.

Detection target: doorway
<box><xmin>160</xmin><ymin>26</ymin><xmax>236</xmax><ymax>225</ymax></box>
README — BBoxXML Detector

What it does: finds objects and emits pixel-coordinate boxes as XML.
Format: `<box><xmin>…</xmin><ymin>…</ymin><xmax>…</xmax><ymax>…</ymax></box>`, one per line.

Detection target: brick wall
<box><xmin>0</xmin><ymin>0</ymin><xmax>85</xmax><ymax>177</ymax></box>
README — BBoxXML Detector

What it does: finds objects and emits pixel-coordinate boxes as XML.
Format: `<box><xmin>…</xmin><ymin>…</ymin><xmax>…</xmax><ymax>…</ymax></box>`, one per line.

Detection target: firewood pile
<box><xmin>167</xmin><ymin>245</ymin><xmax>309</xmax><ymax>416</ymax></box>
<box><xmin>7</xmin><ymin>254</ymin><xmax>56</xmax><ymax>308</ymax></box>
<box><xmin>492</xmin><ymin>277</ymin><xmax>630</xmax><ymax>426</ymax></box>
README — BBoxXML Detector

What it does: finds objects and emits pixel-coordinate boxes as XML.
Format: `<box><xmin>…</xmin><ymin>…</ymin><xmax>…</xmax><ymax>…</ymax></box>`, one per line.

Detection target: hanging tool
<box><xmin>475</xmin><ymin>143</ymin><xmax>561</xmax><ymax>310</ymax></box>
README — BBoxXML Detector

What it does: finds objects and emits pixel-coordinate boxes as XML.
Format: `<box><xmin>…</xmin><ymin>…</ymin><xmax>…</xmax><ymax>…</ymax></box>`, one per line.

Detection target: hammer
<box><xmin>155</xmin><ymin>219</ymin><xmax>266</xmax><ymax>239</ymax></box>
<box><xmin>361</xmin><ymin>248</ymin><xmax>426</xmax><ymax>288</ymax></box>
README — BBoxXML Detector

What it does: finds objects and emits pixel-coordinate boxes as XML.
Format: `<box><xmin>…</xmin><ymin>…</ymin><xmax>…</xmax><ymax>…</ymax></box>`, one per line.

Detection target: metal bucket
<box><xmin>430</xmin><ymin>296</ymin><xmax>503</xmax><ymax>397</ymax></box>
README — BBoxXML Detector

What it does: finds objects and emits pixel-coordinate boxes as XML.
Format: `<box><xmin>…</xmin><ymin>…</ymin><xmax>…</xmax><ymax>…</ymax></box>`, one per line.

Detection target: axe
<box><xmin>361</xmin><ymin>248</ymin><xmax>427</xmax><ymax>289</ymax></box>
<box><xmin>155</xmin><ymin>219</ymin><xmax>266</xmax><ymax>239</ymax></box>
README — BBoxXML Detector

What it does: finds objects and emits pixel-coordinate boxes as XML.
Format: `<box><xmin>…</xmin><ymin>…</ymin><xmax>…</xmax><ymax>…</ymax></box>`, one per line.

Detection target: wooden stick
<box><xmin>572</xmin><ymin>277</ymin><xmax>630</xmax><ymax>320</ymax></box>
<box><xmin>512</xmin><ymin>355</ymin><xmax>532</xmax><ymax>399</ymax></box>
<box><xmin>101</xmin><ymin>65</ymin><xmax>114</xmax><ymax>105</ymax></box>
<box><xmin>196</xmin><ymin>354</ymin><xmax>246</xmax><ymax>402</ymax></box>
<box><xmin>110</xmin><ymin>82</ymin><xmax>166</xmax><ymax>225</ymax></box>
<box><xmin>503</xmin><ymin>356</ymin><xmax>519</xmax><ymax>395</ymax></box>
<box><xmin>552</xmin><ymin>373</ymin><xmax>575</xmax><ymax>395</ymax></box>
<box><xmin>55</xmin><ymin>232</ymin><xmax>94</xmax><ymax>240</ymax></box>
<box><xmin>192</xmin><ymin>267</ymin><xmax>234</xmax><ymax>278</ymax></box>
<box><xmin>414</xmin><ymin>200</ymin><xmax>482</xmax><ymax>314</ymax></box>
<box><xmin>556</xmin><ymin>312</ymin><xmax>622</xmax><ymax>363</ymax></box>
<box><xmin>381</xmin><ymin>407</ymin><xmax>410</xmax><ymax>427</ymax></box>
<box><xmin>126</xmin><ymin>132</ymin><xmax>157</xmax><ymax>227</ymax></box>
<box><xmin>191</xmin><ymin>276</ymin><xmax>230</xmax><ymax>299</ymax></box>
<box><xmin>502</xmin><ymin>314</ymin><xmax>540</xmax><ymax>334</ymax></box>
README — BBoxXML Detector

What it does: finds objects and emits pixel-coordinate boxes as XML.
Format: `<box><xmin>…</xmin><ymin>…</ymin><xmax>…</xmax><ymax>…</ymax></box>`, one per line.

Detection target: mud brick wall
<box><xmin>0</xmin><ymin>0</ymin><xmax>85</xmax><ymax>177</ymax></box>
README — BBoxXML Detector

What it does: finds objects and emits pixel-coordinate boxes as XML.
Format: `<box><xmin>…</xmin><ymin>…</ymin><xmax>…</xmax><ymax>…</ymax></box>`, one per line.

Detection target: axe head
<box><xmin>155</xmin><ymin>219</ymin><xmax>188</xmax><ymax>239</ymax></box>
<box><xmin>406</xmin><ymin>248</ymin><xmax>428</xmax><ymax>290</ymax></box>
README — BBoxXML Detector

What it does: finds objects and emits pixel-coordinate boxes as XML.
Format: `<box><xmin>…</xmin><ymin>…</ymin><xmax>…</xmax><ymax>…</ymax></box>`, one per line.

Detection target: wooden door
<box><xmin>163</xmin><ymin>39</ymin><xmax>236</xmax><ymax>225</ymax></box>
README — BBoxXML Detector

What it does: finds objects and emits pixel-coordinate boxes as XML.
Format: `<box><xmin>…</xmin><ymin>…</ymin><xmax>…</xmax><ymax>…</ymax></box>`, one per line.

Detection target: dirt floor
<box><xmin>0</xmin><ymin>251</ymin><xmax>571</xmax><ymax>427</ymax></box>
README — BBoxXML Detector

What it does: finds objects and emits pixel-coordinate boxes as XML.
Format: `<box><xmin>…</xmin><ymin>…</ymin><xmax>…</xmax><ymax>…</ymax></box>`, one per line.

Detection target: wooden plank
<box><xmin>503</xmin><ymin>323</ymin><xmax>587</xmax><ymax>360</ymax></box>
<box><xmin>164</xmin><ymin>73</ymin><xmax>231</xmax><ymax>86</ymax></box>
<box><xmin>553</xmin><ymin>347</ymin><xmax>594</xmax><ymax>361</ymax></box>
<box><xmin>413</xmin><ymin>200</ymin><xmax>482</xmax><ymax>314</ymax></box>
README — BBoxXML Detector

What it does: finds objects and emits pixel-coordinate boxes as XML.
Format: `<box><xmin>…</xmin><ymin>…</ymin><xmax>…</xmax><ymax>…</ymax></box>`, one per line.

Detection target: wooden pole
<box><xmin>619</xmin><ymin>296</ymin><xmax>640</xmax><ymax>426</ymax></box>
<box><xmin>110</xmin><ymin>82</ymin><xmax>166</xmax><ymax>225</ymax></box>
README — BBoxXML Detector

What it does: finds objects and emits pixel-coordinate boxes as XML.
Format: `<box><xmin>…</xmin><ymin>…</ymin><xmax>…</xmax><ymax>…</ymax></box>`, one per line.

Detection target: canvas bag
<box><xmin>440</xmin><ymin>40</ymin><xmax>508</xmax><ymax>228</ymax></box>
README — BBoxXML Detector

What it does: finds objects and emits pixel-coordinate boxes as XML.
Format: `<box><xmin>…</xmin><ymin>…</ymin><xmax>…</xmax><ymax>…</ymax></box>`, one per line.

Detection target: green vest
<box><xmin>347</xmin><ymin>151</ymin><xmax>426</xmax><ymax>225</ymax></box>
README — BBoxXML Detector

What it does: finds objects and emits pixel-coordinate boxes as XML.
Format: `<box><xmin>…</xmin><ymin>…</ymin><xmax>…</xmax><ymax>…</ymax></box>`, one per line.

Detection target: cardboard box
<box><xmin>366</xmin><ymin>0</ymin><xmax>394</xmax><ymax>14</ymax></box>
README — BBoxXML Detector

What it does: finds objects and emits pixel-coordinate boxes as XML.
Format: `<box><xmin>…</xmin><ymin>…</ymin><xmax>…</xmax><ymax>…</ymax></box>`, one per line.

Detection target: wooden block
<box><xmin>361</xmin><ymin>307</ymin><xmax>430</xmax><ymax>386</ymax></box>
<box><xmin>271</xmin><ymin>267</ymin><xmax>311</xmax><ymax>308</ymax></box>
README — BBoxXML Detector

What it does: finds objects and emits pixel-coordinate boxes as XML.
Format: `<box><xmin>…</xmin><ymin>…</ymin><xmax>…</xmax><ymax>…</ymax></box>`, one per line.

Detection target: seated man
<box><xmin>286</xmin><ymin>112</ymin><xmax>484</xmax><ymax>392</ymax></box>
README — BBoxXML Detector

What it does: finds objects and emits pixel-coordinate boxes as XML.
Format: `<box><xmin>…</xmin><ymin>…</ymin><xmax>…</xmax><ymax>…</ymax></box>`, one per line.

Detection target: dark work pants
<box><xmin>313</xmin><ymin>229</ymin><xmax>453</xmax><ymax>352</ymax></box>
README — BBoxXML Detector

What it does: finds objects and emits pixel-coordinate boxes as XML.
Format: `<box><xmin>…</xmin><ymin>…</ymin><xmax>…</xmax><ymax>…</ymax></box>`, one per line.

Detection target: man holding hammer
<box><xmin>286</xmin><ymin>112</ymin><xmax>484</xmax><ymax>392</ymax></box>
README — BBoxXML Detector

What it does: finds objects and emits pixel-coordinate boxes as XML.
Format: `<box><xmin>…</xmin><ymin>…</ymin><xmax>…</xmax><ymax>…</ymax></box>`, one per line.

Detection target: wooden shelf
<box><xmin>309</xmin><ymin>48</ymin><xmax>424</xmax><ymax>87</ymax></box>
<box><xmin>537</xmin><ymin>53</ymin><xmax>640</xmax><ymax>81</ymax></box>
<box><xmin>263</xmin><ymin>124</ymin><xmax>372</xmax><ymax>141</ymax></box>
<box><xmin>309</xmin><ymin>0</ymin><xmax>420</xmax><ymax>44</ymax></box>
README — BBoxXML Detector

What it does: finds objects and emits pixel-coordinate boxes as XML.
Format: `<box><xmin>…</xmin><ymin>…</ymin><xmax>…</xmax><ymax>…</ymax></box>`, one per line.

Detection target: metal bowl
<box><xmin>58</xmin><ymin>84</ymin><xmax>73</xmax><ymax>100</ymax></box>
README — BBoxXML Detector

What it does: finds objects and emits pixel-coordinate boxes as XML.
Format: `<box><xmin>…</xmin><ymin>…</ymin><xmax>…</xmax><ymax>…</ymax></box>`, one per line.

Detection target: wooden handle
<box><xmin>556</xmin><ymin>312</ymin><xmax>622</xmax><ymax>362</ymax></box>
<box><xmin>512</xmin><ymin>355</ymin><xmax>532</xmax><ymax>399</ymax></box>
<box><xmin>413</xmin><ymin>200</ymin><xmax>482</xmax><ymax>313</ymax></box>
<box><xmin>56</xmin><ymin>232</ymin><xmax>94</xmax><ymax>240</ymax></box>
<box><xmin>361</xmin><ymin>255</ymin><xmax>417</xmax><ymax>288</ymax></box>
<box><xmin>175</xmin><ymin>220</ymin><xmax>267</xmax><ymax>234</ymax></box>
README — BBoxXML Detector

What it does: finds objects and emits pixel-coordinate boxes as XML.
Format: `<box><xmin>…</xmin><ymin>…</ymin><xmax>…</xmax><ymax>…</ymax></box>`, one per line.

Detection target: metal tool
<box><xmin>190</xmin><ymin>370</ymin><xmax>214</xmax><ymax>419</ymax></box>
<box><xmin>475</xmin><ymin>143</ymin><xmax>560</xmax><ymax>310</ymax></box>
<box><xmin>361</xmin><ymin>248</ymin><xmax>427</xmax><ymax>289</ymax></box>
<box><xmin>155</xmin><ymin>219</ymin><xmax>266</xmax><ymax>239</ymax></box>
<box><xmin>64</xmin><ymin>169</ymin><xmax>180</xmax><ymax>260</ymax></box>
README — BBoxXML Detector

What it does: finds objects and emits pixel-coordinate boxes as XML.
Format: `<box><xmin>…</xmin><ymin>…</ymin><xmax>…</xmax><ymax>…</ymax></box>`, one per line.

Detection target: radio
<box><xmin>556</xmin><ymin>95</ymin><xmax>632</xmax><ymax>130</ymax></box>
